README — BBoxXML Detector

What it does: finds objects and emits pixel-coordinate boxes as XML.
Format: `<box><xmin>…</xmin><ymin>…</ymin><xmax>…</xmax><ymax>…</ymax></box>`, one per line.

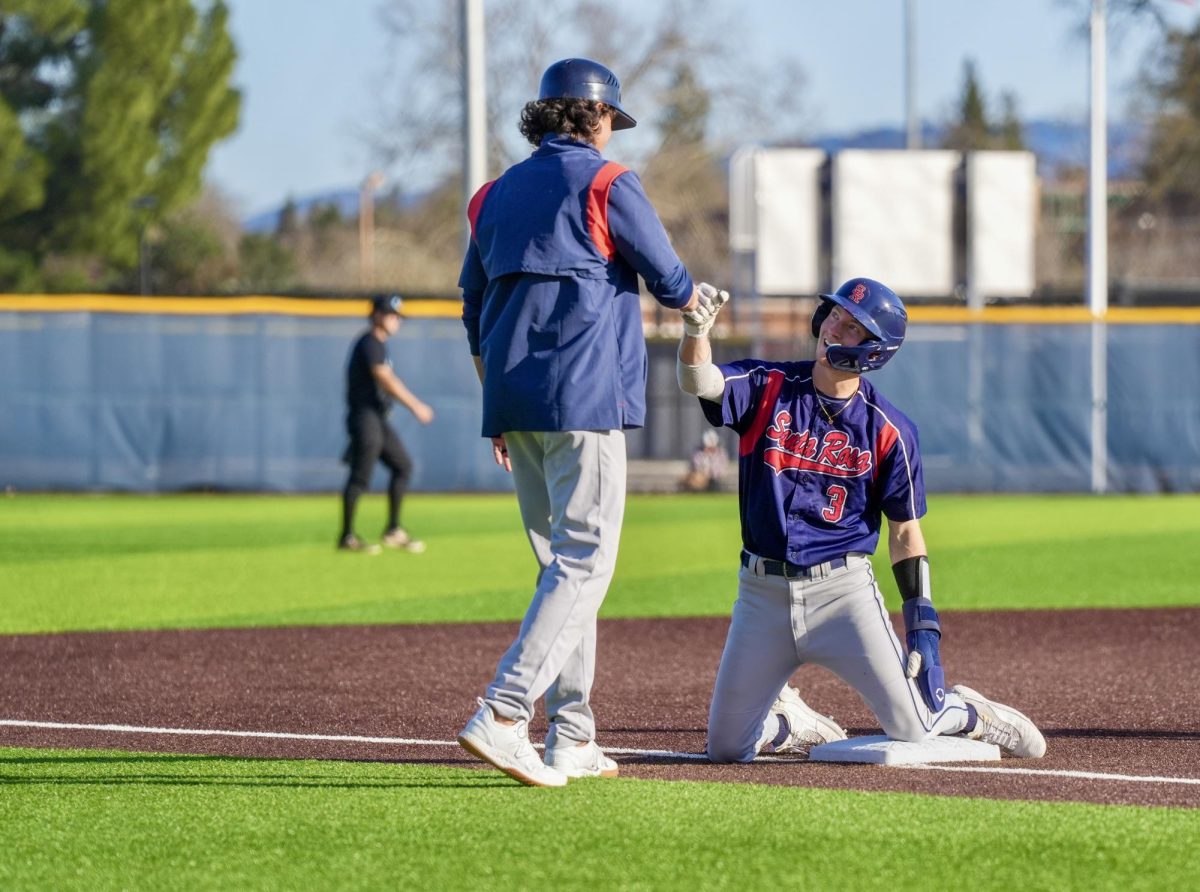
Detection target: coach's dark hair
<box><xmin>519</xmin><ymin>98</ymin><xmax>609</xmax><ymax>147</ymax></box>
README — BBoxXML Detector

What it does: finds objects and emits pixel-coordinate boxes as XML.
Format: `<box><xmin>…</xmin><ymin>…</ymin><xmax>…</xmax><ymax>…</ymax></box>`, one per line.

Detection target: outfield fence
<box><xmin>1</xmin><ymin>296</ymin><xmax>1198</xmax><ymax>493</ymax></box>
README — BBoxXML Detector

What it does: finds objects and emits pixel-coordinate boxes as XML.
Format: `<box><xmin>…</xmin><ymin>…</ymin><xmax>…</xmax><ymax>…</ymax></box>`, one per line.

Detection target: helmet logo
<box><xmin>850</xmin><ymin>282</ymin><xmax>868</xmax><ymax>303</ymax></box>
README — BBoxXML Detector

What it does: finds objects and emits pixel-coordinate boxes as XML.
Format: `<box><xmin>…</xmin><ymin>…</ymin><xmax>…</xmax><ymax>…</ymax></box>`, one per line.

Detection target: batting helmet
<box><xmin>810</xmin><ymin>277</ymin><xmax>907</xmax><ymax>372</ymax></box>
<box><xmin>538</xmin><ymin>58</ymin><xmax>636</xmax><ymax>131</ymax></box>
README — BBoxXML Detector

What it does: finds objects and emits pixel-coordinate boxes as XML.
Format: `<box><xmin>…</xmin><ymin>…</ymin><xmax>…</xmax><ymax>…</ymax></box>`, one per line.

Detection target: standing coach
<box><xmin>455</xmin><ymin>57</ymin><xmax>728</xmax><ymax>786</ymax></box>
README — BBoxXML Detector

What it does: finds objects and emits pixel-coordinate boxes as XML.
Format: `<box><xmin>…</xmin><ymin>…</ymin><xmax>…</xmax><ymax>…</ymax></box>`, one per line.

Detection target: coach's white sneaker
<box><xmin>770</xmin><ymin>686</ymin><xmax>848</xmax><ymax>755</ymax></box>
<box><xmin>544</xmin><ymin>740</ymin><xmax>620</xmax><ymax>779</ymax></box>
<box><xmin>457</xmin><ymin>699</ymin><xmax>567</xmax><ymax>787</ymax></box>
<box><xmin>954</xmin><ymin>684</ymin><xmax>1047</xmax><ymax>759</ymax></box>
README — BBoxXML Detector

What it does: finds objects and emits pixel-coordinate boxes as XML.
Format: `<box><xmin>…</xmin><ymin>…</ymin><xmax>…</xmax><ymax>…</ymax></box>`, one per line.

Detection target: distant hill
<box><xmin>807</xmin><ymin>119</ymin><xmax>1145</xmax><ymax>179</ymax></box>
<box><xmin>241</xmin><ymin>119</ymin><xmax>1147</xmax><ymax>230</ymax></box>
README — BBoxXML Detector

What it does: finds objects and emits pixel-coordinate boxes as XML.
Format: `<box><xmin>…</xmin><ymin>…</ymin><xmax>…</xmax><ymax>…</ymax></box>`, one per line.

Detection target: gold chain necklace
<box><xmin>816</xmin><ymin>389</ymin><xmax>857</xmax><ymax>424</ymax></box>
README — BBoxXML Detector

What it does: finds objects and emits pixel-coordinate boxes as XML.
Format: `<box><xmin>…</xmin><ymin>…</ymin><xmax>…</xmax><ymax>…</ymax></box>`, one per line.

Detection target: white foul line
<box><xmin>1</xmin><ymin>719</ymin><xmax>1196</xmax><ymax>786</ymax></box>
<box><xmin>0</xmin><ymin>718</ymin><xmax>709</xmax><ymax>756</ymax></box>
<box><xmin>910</xmin><ymin>763</ymin><xmax>1200</xmax><ymax>786</ymax></box>
<box><xmin>0</xmin><ymin>718</ymin><xmax>450</xmax><ymax>748</ymax></box>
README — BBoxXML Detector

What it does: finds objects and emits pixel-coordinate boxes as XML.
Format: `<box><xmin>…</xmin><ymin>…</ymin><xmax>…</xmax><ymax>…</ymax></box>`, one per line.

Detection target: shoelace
<box><xmin>979</xmin><ymin>715</ymin><xmax>1019</xmax><ymax>751</ymax></box>
<box><xmin>790</xmin><ymin>729</ymin><xmax>825</xmax><ymax>748</ymax></box>
<box><xmin>509</xmin><ymin>721</ymin><xmax>538</xmax><ymax>763</ymax></box>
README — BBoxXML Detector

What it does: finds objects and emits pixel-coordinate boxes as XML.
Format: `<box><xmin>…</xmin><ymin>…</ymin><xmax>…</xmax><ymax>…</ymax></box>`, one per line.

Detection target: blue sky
<box><xmin>205</xmin><ymin>0</ymin><xmax>1200</xmax><ymax>216</ymax></box>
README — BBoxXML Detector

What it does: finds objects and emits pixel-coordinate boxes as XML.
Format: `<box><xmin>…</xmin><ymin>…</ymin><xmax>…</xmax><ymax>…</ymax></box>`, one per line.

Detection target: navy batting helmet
<box><xmin>539</xmin><ymin>58</ymin><xmax>636</xmax><ymax>130</ymax></box>
<box><xmin>810</xmin><ymin>277</ymin><xmax>907</xmax><ymax>372</ymax></box>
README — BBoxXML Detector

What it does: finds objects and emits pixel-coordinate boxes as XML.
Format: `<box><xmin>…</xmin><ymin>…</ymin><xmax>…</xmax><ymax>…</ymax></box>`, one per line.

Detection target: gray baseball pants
<box><xmin>708</xmin><ymin>554</ymin><xmax>972</xmax><ymax>761</ymax></box>
<box><xmin>484</xmin><ymin>429</ymin><xmax>626</xmax><ymax>749</ymax></box>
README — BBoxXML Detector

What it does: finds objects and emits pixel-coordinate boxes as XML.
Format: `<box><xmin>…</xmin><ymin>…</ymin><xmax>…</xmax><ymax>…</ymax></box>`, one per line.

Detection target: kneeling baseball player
<box><xmin>677</xmin><ymin>279</ymin><xmax>1046</xmax><ymax>761</ymax></box>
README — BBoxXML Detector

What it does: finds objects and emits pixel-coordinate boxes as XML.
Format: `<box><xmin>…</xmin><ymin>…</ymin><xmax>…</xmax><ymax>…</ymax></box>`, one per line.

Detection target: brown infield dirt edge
<box><xmin>1</xmin><ymin>608</ymin><xmax>1198</xmax><ymax>808</ymax></box>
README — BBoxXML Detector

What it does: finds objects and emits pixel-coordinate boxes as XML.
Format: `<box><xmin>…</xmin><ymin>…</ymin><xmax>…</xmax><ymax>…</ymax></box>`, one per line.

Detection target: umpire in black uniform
<box><xmin>339</xmin><ymin>293</ymin><xmax>434</xmax><ymax>553</ymax></box>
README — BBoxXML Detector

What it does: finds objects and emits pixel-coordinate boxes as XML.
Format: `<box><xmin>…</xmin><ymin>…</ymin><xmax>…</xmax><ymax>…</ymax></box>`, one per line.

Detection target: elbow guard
<box><xmin>676</xmin><ymin>357</ymin><xmax>725</xmax><ymax>401</ymax></box>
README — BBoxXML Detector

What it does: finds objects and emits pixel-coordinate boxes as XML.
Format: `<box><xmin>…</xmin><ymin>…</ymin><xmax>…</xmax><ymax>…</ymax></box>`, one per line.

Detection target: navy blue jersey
<box><xmin>701</xmin><ymin>359</ymin><xmax>926</xmax><ymax>566</ymax></box>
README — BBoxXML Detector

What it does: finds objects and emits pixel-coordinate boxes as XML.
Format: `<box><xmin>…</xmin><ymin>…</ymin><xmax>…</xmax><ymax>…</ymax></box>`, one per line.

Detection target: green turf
<box><xmin>3</xmin><ymin>496</ymin><xmax>1197</xmax><ymax>888</ymax></box>
<box><xmin>2</xmin><ymin>493</ymin><xmax>1198</xmax><ymax>634</ymax></box>
<box><xmin>0</xmin><ymin>746</ymin><xmax>1196</xmax><ymax>891</ymax></box>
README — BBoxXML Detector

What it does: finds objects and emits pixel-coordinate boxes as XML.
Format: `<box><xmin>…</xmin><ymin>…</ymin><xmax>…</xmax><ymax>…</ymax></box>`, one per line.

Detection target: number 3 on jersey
<box><xmin>822</xmin><ymin>484</ymin><xmax>847</xmax><ymax>522</ymax></box>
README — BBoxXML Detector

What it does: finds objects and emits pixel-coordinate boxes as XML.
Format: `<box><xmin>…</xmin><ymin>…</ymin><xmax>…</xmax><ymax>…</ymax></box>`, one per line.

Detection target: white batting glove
<box><xmin>681</xmin><ymin>283</ymin><xmax>730</xmax><ymax>338</ymax></box>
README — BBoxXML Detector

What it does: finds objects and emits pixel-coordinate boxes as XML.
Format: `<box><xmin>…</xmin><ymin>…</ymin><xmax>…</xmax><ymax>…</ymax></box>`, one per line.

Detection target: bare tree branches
<box><xmin>364</xmin><ymin>0</ymin><xmax>811</xmax><ymax>194</ymax></box>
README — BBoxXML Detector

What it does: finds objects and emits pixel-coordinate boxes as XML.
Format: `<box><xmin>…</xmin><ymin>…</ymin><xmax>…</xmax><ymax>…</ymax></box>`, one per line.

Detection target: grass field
<box><xmin>2</xmin><ymin>750</ymin><xmax>1197</xmax><ymax>891</ymax></box>
<box><xmin>2</xmin><ymin>492</ymin><xmax>1199</xmax><ymax>890</ymax></box>
<box><xmin>3</xmin><ymin>492</ymin><xmax>1199</xmax><ymax>634</ymax></box>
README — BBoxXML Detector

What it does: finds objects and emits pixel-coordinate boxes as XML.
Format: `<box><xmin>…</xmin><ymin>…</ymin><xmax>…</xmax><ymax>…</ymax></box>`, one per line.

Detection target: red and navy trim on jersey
<box><xmin>699</xmin><ymin>359</ymin><xmax>925</xmax><ymax>566</ymax></box>
<box><xmin>739</xmin><ymin>369</ymin><xmax>785</xmax><ymax>457</ymax></box>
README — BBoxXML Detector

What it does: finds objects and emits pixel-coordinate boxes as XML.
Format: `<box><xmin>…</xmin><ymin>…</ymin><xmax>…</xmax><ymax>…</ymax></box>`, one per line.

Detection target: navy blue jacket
<box><xmin>459</xmin><ymin>136</ymin><xmax>693</xmax><ymax>436</ymax></box>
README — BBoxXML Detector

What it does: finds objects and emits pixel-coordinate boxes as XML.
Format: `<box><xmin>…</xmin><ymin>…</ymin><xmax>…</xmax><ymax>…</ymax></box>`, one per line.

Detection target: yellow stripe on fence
<box><xmin>0</xmin><ymin>294</ymin><xmax>463</xmax><ymax>318</ymax></box>
<box><xmin>907</xmin><ymin>305</ymin><xmax>1200</xmax><ymax>324</ymax></box>
<box><xmin>2</xmin><ymin>295</ymin><xmax>1199</xmax><ymax>324</ymax></box>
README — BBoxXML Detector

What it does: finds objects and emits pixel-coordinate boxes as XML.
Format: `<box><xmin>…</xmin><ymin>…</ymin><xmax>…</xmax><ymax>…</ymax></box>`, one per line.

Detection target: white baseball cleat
<box><xmin>544</xmin><ymin>740</ymin><xmax>620</xmax><ymax>779</ymax></box>
<box><xmin>457</xmin><ymin>699</ymin><xmax>568</xmax><ymax>787</ymax></box>
<box><xmin>337</xmin><ymin>534</ymin><xmax>380</xmax><ymax>555</ymax></box>
<box><xmin>380</xmin><ymin>528</ymin><xmax>426</xmax><ymax>553</ymax></box>
<box><xmin>770</xmin><ymin>686</ymin><xmax>848</xmax><ymax>755</ymax></box>
<box><xmin>953</xmin><ymin>684</ymin><xmax>1047</xmax><ymax>759</ymax></box>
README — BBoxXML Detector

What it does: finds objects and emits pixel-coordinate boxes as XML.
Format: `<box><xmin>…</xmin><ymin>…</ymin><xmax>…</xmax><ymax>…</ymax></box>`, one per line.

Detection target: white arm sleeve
<box><xmin>677</xmin><ymin>352</ymin><xmax>726</xmax><ymax>402</ymax></box>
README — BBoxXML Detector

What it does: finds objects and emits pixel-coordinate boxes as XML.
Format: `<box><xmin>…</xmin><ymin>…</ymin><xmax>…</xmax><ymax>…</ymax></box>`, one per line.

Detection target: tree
<box><xmin>943</xmin><ymin>60</ymin><xmax>991</xmax><ymax>151</ymax></box>
<box><xmin>0</xmin><ymin>0</ymin><xmax>240</xmax><ymax>290</ymax></box>
<box><xmin>364</xmin><ymin>0</ymin><xmax>803</xmax><ymax>293</ymax></box>
<box><xmin>658</xmin><ymin>61</ymin><xmax>710</xmax><ymax>149</ymax></box>
<box><xmin>941</xmin><ymin>59</ymin><xmax>1025</xmax><ymax>152</ymax></box>
<box><xmin>996</xmin><ymin>91</ymin><xmax>1025</xmax><ymax>151</ymax></box>
<box><xmin>141</xmin><ymin>189</ymin><xmax>242</xmax><ymax>295</ymax></box>
<box><xmin>276</xmin><ymin>198</ymin><xmax>301</xmax><ymax>237</ymax></box>
<box><xmin>368</xmin><ymin>0</ymin><xmax>807</xmax><ymax>189</ymax></box>
<box><xmin>239</xmin><ymin>234</ymin><xmax>297</xmax><ymax>293</ymax></box>
<box><xmin>1139</xmin><ymin>19</ymin><xmax>1200</xmax><ymax>211</ymax></box>
<box><xmin>0</xmin><ymin>0</ymin><xmax>85</xmax><ymax>253</ymax></box>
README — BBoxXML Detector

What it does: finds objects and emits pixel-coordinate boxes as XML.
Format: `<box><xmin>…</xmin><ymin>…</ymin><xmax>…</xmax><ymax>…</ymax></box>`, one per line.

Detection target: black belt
<box><xmin>741</xmin><ymin>550</ymin><xmax>848</xmax><ymax>579</ymax></box>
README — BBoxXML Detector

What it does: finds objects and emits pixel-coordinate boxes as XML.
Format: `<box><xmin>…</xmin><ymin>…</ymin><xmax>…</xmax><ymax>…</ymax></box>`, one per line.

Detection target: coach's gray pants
<box><xmin>485</xmin><ymin>429</ymin><xmax>626</xmax><ymax>748</ymax></box>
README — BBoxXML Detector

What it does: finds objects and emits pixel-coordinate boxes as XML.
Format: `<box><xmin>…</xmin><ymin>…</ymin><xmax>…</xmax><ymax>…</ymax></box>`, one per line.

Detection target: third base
<box><xmin>809</xmin><ymin>734</ymin><xmax>1001</xmax><ymax>765</ymax></box>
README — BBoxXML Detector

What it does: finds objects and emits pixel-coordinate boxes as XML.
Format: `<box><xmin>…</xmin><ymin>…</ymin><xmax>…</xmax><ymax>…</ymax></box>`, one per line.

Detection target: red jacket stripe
<box><xmin>467</xmin><ymin>180</ymin><xmax>496</xmax><ymax>241</ymax></box>
<box><xmin>740</xmin><ymin>369</ymin><xmax>786</xmax><ymax>457</ymax></box>
<box><xmin>586</xmin><ymin>161</ymin><xmax>629</xmax><ymax>259</ymax></box>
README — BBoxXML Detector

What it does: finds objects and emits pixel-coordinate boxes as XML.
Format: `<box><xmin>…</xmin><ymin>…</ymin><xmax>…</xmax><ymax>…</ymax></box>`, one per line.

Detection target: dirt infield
<box><xmin>1</xmin><ymin>608</ymin><xmax>1198</xmax><ymax>808</ymax></box>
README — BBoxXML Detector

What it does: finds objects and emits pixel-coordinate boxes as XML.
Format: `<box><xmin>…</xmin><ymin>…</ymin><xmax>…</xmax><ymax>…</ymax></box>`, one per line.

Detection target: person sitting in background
<box><xmin>338</xmin><ymin>293</ymin><xmax>435</xmax><ymax>554</ymax></box>
<box><xmin>681</xmin><ymin>429</ymin><xmax>729</xmax><ymax>492</ymax></box>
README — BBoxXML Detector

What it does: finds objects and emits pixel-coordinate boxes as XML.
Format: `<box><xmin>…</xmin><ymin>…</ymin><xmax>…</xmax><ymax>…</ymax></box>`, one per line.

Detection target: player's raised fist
<box><xmin>682</xmin><ymin>282</ymin><xmax>731</xmax><ymax>338</ymax></box>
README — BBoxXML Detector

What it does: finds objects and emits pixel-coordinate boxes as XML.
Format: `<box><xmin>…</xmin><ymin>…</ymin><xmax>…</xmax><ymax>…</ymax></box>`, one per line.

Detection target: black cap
<box><xmin>371</xmin><ymin>293</ymin><xmax>403</xmax><ymax>316</ymax></box>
